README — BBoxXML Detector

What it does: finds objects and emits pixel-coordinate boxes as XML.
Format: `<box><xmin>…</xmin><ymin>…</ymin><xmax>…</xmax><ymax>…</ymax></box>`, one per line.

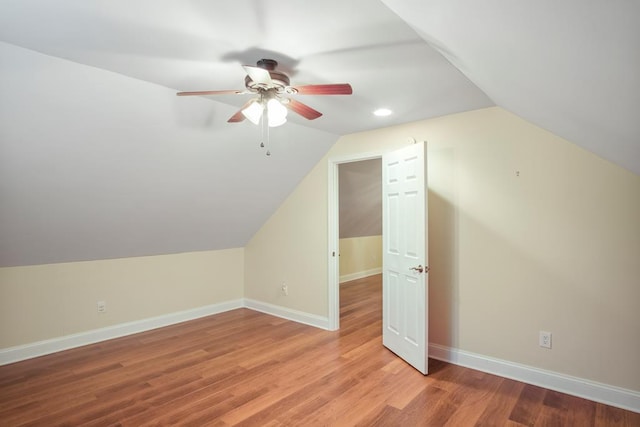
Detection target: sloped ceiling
<box><xmin>0</xmin><ymin>0</ymin><xmax>638</xmax><ymax>267</ymax></box>
<box><xmin>0</xmin><ymin>42</ymin><xmax>338</xmax><ymax>267</ymax></box>
<box><xmin>382</xmin><ymin>0</ymin><xmax>640</xmax><ymax>175</ymax></box>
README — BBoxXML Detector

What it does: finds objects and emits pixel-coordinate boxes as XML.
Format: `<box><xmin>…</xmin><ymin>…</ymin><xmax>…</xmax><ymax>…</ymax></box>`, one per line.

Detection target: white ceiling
<box><xmin>0</xmin><ymin>0</ymin><xmax>638</xmax><ymax>267</ymax></box>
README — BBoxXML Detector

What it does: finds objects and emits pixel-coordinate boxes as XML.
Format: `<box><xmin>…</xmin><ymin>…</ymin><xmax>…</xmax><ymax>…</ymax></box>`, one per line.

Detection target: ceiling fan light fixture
<box><xmin>267</xmin><ymin>98</ymin><xmax>288</xmax><ymax>127</ymax></box>
<box><xmin>242</xmin><ymin>100</ymin><xmax>264</xmax><ymax>125</ymax></box>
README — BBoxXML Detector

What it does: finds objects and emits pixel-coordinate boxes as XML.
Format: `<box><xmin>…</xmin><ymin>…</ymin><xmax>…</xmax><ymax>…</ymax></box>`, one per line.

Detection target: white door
<box><xmin>382</xmin><ymin>142</ymin><xmax>429</xmax><ymax>374</ymax></box>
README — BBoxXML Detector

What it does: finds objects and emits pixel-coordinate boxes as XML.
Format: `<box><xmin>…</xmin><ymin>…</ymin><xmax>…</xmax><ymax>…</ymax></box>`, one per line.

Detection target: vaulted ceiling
<box><xmin>1</xmin><ymin>0</ymin><xmax>638</xmax><ymax>267</ymax></box>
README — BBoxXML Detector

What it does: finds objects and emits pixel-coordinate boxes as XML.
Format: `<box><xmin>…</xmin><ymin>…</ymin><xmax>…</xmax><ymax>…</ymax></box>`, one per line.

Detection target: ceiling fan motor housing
<box><xmin>244</xmin><ymin>59</ymin><xmax>291</xmax><ymax>93</ymax></box>
<box><xmin>244</xmin><ymin>72</ymin><xmax>290</xmax><ymax>92</ymax></box>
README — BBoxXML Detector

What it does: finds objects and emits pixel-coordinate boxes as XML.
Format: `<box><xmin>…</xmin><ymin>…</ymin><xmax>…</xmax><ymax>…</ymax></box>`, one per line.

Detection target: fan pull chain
<box><xmin>262</xmin><ymin>104</ymin><xmax>271</xmax><ymax>156</ymax></box>
<box><xmin>266</xmin><ymin>119</ymin><xmax>271</xmax><ymax>156</ymax></box>
<box><xmin>259</xmin><ymin>108</ymin><xmax>265</xmax><ymax>148</ymax></box>
<box><xmin>258</xmin><ymin>107</ymin><xmax>269</xmax><ymax>155</ymax></box>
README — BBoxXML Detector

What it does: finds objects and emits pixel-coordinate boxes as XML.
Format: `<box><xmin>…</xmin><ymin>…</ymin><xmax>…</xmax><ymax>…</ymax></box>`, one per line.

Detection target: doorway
<box><xmin>327</xmin><ymin>152</ymin><xmax>383</xmax><ymax>331</ymax></box>
<box><xmin>338</xmin><ymin>159</ymin><xmax>382</xmax><ymax>285</ymax></box>
<box><xmin>328</xmin><ymin>143</ymin><xmax>429</xmax><ymax>373</ymax></box>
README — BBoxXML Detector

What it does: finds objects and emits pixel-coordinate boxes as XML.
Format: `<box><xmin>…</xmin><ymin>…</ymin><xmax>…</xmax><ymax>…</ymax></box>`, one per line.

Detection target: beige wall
<box><xmin>2</xmin><ymin>106</ymin><xmax>638</xmax><ymax>392</ymax></box>
<box><xmin>339</xmin><ymin>236</ymin><xmax>382</xmax><ymax>281</ymax></box>
<box><xmin>243</xmin><ymin>169</ymin><xmax>329</xmax><ymax>315</ymax></box>
<box><xmin>0</xmin><ymin>248</ymin><xmax>244</xmax><ymax>348</ymax></box>
<box><xmin>244</xmin><ymin>107</ymin><xmax>640</xmax><ymax>391</ymax></box>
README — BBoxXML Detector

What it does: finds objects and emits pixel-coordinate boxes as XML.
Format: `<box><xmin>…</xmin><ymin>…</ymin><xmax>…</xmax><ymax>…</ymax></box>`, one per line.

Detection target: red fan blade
<box><xmin>227</xmin><ymin>100</ymin><xmax>255</xmax><ymax>123</ymax></box>
<box><xmin>292</xmin><ymin>84</ymin><xmax>352</xmax><ymax>95</ymax></box>
<box><xmin>243</xmin><ymin>65</ymin><xmax>272</xmax><ymax>86</ymax></box>
<box><xmin>177</xmin><ymin>89</ymin><xmax>245</xmax><ymax>96</ymax></box>
<box><xmin>227</xmin><ymin>110</ymin><xmax>246</xmax><ymax>123</ymax></box>
<box><xmin>286</xmin><ymin>99</ymin><xmax>323</xmax><ymax>120</ymax></box>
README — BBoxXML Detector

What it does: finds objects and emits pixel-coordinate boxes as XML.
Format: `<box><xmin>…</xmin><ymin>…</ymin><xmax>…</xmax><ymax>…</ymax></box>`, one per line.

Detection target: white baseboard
<box><xmin>243</xmin><ymin>298</ymin><xmax>330</xmax><ymax>330</ymax></box>
<box><xmin>429</xmin><ymin>343</ymin><xmax>640</xmax><ymax>414</ymax></box>
<box><xmin>340</xmin><ymin>267</ymin><xmax>382</xmax><ymax>284</ymax></box>
<box><xmin>0</xmin><ymin>299</ymin><xmax>244</xmax><ymax>366</ymax></box>
<box><xmin>3</xmin><ymin>304</ymin><xmax>637</xmax><ymax>414</ymax></box>
<box><xmin>0</xmin><ymin>298</ymin><xmax>329</xmax><ymax>366</ymax></box>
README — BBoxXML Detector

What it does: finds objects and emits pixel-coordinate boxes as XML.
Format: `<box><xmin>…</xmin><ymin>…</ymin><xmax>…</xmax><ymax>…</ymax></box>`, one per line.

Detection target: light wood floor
<box><xmin>1</xmin><ymin>274</ymin><xmax>638</xmax><ymax>426</ymax></box>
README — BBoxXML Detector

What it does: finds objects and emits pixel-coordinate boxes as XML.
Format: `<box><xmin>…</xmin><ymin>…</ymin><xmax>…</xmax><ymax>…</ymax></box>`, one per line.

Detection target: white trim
<box><xmin>429</xmin><ymin>343</ymin><xmax>640</xmax><ymax>414</ymax></box>
<box><xmin>0</xmin><ymin>299</ymin><xmax>244</xmax><ymax>366</ymax></box>
<box><xmin>244</xmin><ymin>298</ymin><xmax>330</xmax><ymax>330</ymax></box>
<box><xmin>327</xmin><ymin>159</ymin><xmax>340</xmax><ymax>331</ymax></box>
<box><xmin>340</xmin><ymin>267</ymin><xmax>382</xmax><ymax>284</ymax></box>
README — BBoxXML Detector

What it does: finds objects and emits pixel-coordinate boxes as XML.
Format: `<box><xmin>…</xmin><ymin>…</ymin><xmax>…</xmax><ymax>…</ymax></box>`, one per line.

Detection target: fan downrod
<box><xmin>257</xmin><ymin>59</ymin><xmax>278</xmax><ymax>70</ymax></box>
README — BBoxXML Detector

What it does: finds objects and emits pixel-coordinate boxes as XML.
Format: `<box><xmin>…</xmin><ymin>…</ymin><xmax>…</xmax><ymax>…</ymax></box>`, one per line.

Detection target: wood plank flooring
<box><xmin>1</xmin><ymin>274</ymin><xmax>638</xmax><ymax>426</ymax></box>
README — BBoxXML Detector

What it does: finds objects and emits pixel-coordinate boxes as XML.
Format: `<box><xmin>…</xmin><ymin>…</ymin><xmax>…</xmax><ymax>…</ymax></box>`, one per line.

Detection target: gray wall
<box><xmin>339</xmin><ymin>159</ymin><xmax>382</xmax><ymax>238</ymax></box>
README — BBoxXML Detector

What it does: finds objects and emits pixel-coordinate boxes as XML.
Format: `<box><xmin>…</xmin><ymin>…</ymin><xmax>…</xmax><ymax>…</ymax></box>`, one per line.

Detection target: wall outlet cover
<box><xmin>539</xmin><ymin>331</ymin><xmax>552</xmax><ymax>349</ymax></box>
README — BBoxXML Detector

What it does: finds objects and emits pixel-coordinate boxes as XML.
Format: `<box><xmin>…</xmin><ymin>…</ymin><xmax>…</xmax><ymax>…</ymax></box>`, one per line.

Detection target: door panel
<box><xmin>382</xmin><ymin>142</ymin><xmax>428</xmax><ymax>374</ymax></box>
<box><xmin>386</xmin><ymin>271</ymin><xmax>400</xmax><ymax>334</ymax></box>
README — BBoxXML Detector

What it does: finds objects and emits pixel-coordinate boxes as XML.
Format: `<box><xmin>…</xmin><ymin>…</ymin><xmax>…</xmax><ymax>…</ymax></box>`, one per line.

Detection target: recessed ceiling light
<box><xmin>373</xmin><ymin>108</ymin><xmax>392</xmax><ymax>117</ymax></box>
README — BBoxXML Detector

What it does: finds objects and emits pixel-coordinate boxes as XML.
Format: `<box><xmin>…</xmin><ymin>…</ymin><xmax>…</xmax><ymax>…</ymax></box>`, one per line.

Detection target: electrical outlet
<box><xmin>539</xmin><ymin>331</ymin><xmax>552</xmax><ymax>349</ymax></box>
<box><xmin>281</xmin><ymin>283</ymin><xmax>288</xmax><ymax>296</ymax></box>
<box><xmin>97</xmin><ymin>300</ymin><xmax>106</xmax><ymax>313</ymax></box>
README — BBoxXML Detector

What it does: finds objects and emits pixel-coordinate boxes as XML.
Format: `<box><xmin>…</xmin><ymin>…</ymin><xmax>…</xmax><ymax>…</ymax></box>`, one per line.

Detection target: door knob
<box><xmin>410</xmin><ymin>265</ymin><xmax>424</xmax><ymax>273</ymax></box>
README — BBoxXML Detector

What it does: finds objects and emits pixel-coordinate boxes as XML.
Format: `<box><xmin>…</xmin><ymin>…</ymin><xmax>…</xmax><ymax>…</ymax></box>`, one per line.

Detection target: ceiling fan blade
<box><xmin>292</xmin><ymin>84</ymin><xmax>352</xmax><ymax>95</ymax></box>
<box><xmin>286</xmin><ymin>99</ymin><xmax>323</xmax><ymax>120</ymax></box>
<box><xmin>227</xmin><ymin>99</ymin><xmax>256</xmax><ymax>123</ymax></box>
<box><xmin>227</xmin><ymin>110</ymin><xmax>246</xmax><ymax>123</ymax></box>
<box><xmin>177</xmin><ymin>89</ymin><xmax>246</xmax><ymax>96</ymax></box>
<box><xmin>243</xmin><ymin>65</ymin><xmax>273</xmax><ymax>86</ymax></box>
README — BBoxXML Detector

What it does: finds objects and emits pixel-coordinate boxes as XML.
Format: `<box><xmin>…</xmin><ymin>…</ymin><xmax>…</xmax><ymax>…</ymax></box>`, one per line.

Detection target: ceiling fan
<box><xmin>177</xmin><ymin>59</ymin><xmax>352</xmax><ymax>127</ymax></box>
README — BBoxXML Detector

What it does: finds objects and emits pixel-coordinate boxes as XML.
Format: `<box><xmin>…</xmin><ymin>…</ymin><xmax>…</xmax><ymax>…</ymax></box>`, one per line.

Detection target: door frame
<box><xmin>327</xmin><ymin>150</ymin><xmax>384</xmax><ymax>331</ymax></box>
